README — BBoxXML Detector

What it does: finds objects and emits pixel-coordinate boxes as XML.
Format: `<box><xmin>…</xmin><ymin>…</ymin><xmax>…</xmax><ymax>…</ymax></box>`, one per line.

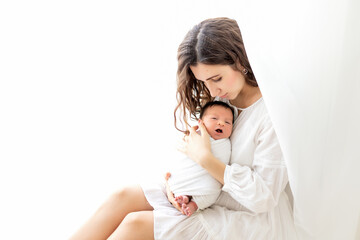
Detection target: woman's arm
<box><xmin>181</xmin><ymin>117</ymin><xmax>288</xmax><ymax>214</ymax></box>
<box><xmin>221</xmin><ymin>116</ymin><xmax>288</xmax><ymax>213</ymax></box>
<box><xmin>198</xmin><ymin>151</ymin><xmax>226</xmax><ymax>185</ymax></box>
<box><xmin>179</xmin><ymin>120</ymin><xmax>226</xmax><ymax>184</ymax></box>
<box><xmin>164</xmin><ymin>172</ymin><xmax>185</xmax><ymax>214</ymax></box>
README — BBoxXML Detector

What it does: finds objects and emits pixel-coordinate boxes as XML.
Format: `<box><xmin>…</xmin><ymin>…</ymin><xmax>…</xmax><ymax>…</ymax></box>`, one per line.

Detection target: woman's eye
<box><xmin>213</xmin><ymin>77</ymin><xmax>222</xmax><ymax>82</ymax></box>
<box><xmin>212</xmin><ymin>117</ymin><xmax>217</xmax><ymax>120</ymax></box>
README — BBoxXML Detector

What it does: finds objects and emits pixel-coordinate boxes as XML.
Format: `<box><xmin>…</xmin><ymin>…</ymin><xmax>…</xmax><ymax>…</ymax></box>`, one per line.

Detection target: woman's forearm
<box><xmin>200</xmin><ymin>153</ymin><xmax>226</xmax><ymax>185</ymax></box>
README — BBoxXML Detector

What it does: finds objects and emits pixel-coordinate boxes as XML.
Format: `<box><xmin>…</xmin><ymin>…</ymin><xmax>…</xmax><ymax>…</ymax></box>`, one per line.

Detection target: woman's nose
<box><xmin>207</xmin><ymin>84</ymin><xmax>220</xmax><ymax>97</ymax></box>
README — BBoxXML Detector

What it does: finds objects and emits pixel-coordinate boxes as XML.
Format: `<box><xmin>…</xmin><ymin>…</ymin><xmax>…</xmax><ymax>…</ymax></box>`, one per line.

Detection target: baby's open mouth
<box><xmin>215</xmin><ymin>129</ymin><xmax>223</xmax><ymax>133</ymax></box>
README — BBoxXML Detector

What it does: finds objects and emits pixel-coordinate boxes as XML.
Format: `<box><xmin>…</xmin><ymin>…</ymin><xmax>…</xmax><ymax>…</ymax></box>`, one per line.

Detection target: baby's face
<box><xmin>201</xmin><ymin>105</ymin><xmax>233</xmax><ymax>140</ymax></box>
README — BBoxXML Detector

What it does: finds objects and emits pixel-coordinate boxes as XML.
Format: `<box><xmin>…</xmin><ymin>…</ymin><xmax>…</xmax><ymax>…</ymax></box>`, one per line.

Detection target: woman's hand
<box><xmin>178</xmin><ymin>120</ymin><xmax>212</xmax><ymax>166</ymax></box>
<box><xmin>164</xmin><ymin>172</ymin><xmax>185</xmax><ymax>214</ymax></box>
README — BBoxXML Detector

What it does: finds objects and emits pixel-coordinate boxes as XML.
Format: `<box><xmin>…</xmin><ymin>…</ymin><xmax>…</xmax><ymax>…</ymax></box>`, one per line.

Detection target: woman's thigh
<box><xmin>107</xmin><ymin>210</ymin><xmax>154</xmax><ymax>240</ymax></box>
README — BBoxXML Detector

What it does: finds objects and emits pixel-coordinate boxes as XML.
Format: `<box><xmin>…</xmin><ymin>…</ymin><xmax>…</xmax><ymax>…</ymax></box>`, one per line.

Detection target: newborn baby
<box><xmin>168</xmin><ymin>101</ymin><xmax>234</xmax><ymax>216</ymax></box>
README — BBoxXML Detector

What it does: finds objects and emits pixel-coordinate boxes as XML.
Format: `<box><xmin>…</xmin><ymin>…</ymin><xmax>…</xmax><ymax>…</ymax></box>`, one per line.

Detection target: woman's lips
<box><xmin>220</xmin><ymin>93</ymin><xmax>228</xmax><ymax>98</ymax></box>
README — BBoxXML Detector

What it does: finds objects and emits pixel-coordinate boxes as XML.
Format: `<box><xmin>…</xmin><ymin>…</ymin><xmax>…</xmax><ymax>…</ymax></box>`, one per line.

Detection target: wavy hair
<box><xmin>174</xmin><ymin>17</ymin><xmax>257</xmax><ymax>132</ymax></box>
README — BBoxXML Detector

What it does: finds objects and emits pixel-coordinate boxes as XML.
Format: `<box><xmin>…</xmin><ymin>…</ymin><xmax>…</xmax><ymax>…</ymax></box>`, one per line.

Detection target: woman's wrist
<box><xmin>199</xmin><ymin>152</ymin><xmax>226</xmax><ymax>184</ymax></box>
<box><xmin>198</xmin><ymin>151</ymin><xmax>213</xmax><ymax>167</ymax></box>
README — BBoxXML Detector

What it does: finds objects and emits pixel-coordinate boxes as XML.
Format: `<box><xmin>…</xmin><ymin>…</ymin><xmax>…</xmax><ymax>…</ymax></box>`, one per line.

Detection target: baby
<box><xmin>168</xmin><ymin>101</ymin><xmax>234</xmax><ymax>216</ymax></box>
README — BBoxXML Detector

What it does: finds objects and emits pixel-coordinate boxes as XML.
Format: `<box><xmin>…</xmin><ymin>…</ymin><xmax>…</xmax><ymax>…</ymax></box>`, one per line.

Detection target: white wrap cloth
<box><xmin>168</xmin><ymin>138</ymin><xmax>231</xmax><ymax>210</ymax></box>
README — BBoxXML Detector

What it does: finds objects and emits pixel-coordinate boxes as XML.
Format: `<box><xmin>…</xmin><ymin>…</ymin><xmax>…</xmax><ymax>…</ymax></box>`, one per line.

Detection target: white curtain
<box><xmin>237</xmin><ymin>0</ymin><xmax>360</xmax><ymax>239</ymax></box>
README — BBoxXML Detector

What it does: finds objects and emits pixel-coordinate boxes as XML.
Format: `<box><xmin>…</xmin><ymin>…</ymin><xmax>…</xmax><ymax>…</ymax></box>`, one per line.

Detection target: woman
<box><xmin>70</xmin><ymin>17</ymin><xmax>297</xmax><ymax>240</ymax></box>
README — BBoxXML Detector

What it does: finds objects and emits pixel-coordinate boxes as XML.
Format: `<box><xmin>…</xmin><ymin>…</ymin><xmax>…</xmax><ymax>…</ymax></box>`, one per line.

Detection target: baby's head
<box><xmin>200</xmin><ymin>101</ymin><xmax>234</xmax><ymax>140</ymax></box>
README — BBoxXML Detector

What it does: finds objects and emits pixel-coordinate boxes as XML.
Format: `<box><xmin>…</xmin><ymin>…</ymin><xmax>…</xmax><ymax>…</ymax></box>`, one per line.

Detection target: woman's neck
<box><xmin>230</xmin><ymin>85</ymin><xmax>262</xmax><ymax>109</ymax></box>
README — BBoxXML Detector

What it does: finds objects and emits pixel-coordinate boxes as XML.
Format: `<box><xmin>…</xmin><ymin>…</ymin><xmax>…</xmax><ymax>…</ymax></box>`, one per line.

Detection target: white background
<box><xmin>0</xmin><ymin>1</ymin><xmax>243</xmax><ymax>239</ymax></box>
<box><xmin>2</xmin><ymin>1</ymin><xmax>360</xmax><ymax>239</ymax></box>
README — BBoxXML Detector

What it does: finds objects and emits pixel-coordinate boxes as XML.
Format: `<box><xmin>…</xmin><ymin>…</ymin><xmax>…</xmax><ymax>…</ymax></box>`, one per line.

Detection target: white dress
<box><xmin>141</xmin><ymin>98</ymin><xmax>298</xmax><ymax>240</ymax></box>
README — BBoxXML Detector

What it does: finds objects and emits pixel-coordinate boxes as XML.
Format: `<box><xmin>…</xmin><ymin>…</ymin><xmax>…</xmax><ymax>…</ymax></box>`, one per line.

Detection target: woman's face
<box><xmin>190</xmin><ymin>63</ymin><xmax>246</xmax><ymax>100</ymax></box>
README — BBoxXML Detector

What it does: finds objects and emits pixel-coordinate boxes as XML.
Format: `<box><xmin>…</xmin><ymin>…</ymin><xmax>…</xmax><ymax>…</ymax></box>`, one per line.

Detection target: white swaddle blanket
<box><xmin>168</xmin><ymin>138</ymin><xmax>231</xmax><ymax>210</ymax></box>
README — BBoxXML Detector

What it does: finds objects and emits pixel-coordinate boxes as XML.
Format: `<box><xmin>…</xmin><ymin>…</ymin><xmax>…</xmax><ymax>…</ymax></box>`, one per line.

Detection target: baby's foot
<box><xmin>175</xmin><ymin>195</ymin><xmax>190</xmax><ymax>205</ymax></box>
<box><xmin>182</xmin><ymin>201</ymin><xmax>198</xmax><ymax>217</ymax></box>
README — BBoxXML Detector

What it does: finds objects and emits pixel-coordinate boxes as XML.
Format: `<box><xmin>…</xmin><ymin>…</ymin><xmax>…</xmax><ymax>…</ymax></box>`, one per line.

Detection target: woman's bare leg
<box><xmin>107</xmin><ymin>211</ymin><xmax>154</xmax><ymax>240</ymax></box>
<box><xmin>69</xmin><ymin>185</ymin><xmax>153</xmax><ymax>240</ymax></box>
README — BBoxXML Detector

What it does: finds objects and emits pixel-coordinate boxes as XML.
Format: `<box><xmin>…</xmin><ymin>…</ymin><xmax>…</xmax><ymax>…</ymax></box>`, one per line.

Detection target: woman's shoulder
<box><xmin>247</xmin><ymin>99</ymin><xmax>273</xmax><ymax>128</ymax></box>
<box><xmin>231</xmin><ymin>98</ymin><xmax>275</xmax><ymax>139</ymax></box>
<box><xmin>237</xmin><ymin>98</ymin><xmax>269</xmax><ymax>122</ymax></box>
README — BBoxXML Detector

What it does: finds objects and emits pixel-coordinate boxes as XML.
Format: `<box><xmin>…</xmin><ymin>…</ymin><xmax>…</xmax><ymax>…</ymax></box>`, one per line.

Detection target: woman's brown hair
<box><xmin>174</xmin><ymin>17</ymin><xmax>257</xmax><ymax>132</ymax></box>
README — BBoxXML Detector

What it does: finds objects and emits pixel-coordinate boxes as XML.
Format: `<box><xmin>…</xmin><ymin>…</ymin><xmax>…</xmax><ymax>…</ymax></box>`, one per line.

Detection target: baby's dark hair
<box><xmin>200</xmin><ymin>101</ymin><xmax>235</xmax><ymax>123</ymax></box>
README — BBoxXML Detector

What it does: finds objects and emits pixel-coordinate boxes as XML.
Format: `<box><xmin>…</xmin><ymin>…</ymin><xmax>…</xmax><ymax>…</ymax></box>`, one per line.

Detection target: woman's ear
<box><xmin>235</xmin><ymin>58</ymin><xmax>248</xmax><ymax>75</ymax></box>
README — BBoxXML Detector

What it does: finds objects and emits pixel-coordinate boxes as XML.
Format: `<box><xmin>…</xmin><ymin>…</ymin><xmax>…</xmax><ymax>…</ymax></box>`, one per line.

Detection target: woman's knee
<box><xmin>111</xmin><ymin>186</ymin><xmax>133</xmax><ymax>201</ymax></box>
<box><xmin>108</xmin><ymin>185</ymin><xmax>152</xmax><ymax>211</ymax></box>
<box><xmin>122</xmin><ymin>211</ymin><xmax>154</xmax><ymax>230</ymax></box>
<box><xmin>122</xmin><ymin>212</ymin><xmax>143</xmax><ymax>225</ymax></box>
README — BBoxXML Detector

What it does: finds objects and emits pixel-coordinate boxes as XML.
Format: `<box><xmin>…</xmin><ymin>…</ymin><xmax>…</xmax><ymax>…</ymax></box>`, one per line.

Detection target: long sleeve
<box><xmin>222</xmin><ymin>115</ymin><xmax>288</xmax><ymax>214</ymax></box>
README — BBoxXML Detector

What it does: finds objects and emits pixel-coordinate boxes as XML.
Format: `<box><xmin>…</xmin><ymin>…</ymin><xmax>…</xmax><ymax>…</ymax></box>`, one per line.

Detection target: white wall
<box><xmin>0</xmin><ymin>1</ymin><xmax>242</xmax><ymax>239</ymax></box>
